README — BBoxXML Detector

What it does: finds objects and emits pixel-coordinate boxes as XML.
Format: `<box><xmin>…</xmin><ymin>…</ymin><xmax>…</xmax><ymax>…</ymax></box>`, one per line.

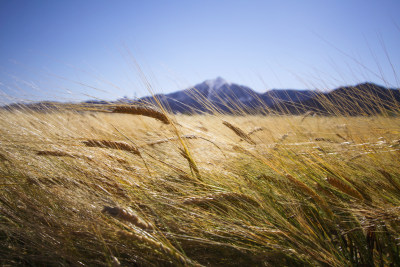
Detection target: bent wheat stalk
<box><xmin>113</xmin><ymin>105</ymin><xmax>170</xmax><ymax>124</ymax></box>
<box><xmin>247</xmin><ymin>126</ymin><xmax>264</xmax><ymax>136</ymax></box>
<box><xmin>286</xmin><ymin>174</ymin><xmax>332</xmax><ymax>216</ymax></box>
<box><xmin>378</xmin><ymin>170</ymin><xmax>400</xmax><ymax>193</ymax></box>
<box><xmin>301</xmin><ymin>110</ymin><xmax>315</xmax><ymax>122</ymax></box>
<box><xmin>83</xmin><ymin>139</ymin><xmax>140</xmax><ymax>155</ymax></box>
<box><xmin>222</xmin><ymin>121</ymin><xmax>255</xmax><ymax>145</ymax></box>
<box><xmin>336</xmin><ymin>133</ymin><xmax>347</xmax><ymax>141</ymax></box>
<box><xmin>179</xmin><ymin>148</ymin><xmax>200</xmax><ymax>178</ymax></box>
<box><xmin>102</xmin><ymin>206</ymin><xmax>153</xmax><ymax>230</ymax></box>
<box><xmin>314</xmin><ymin>137</ymin><xmax>335</xmax><ymax>143</ymax></box>
<box><xmin>118</xmin><ymin>230</ymin><xmax>196</xmax><ymax>266</ymax></box>
<box><xmin>145</xmin><ymin>134</ymin><xmax>226</xmax><ymax>157</ymax></box>
<box><xmin>183</xmin><ymin>192</ymin><xmax>260</xmax><ymax>207</ymax></box>
<box><xmin>326</xmin><ymin>175</ymin><xmax>364</xmax><ymax>201</ymax></box>
<box><xmin>36</xmin><ymin>150</ymin><xmax>75</xmax><ymax>157</ymax></box>
<box><xmin>146</xmin><ymin>135</ymin><xmax>198</xmax><ymax>146</ymax></box>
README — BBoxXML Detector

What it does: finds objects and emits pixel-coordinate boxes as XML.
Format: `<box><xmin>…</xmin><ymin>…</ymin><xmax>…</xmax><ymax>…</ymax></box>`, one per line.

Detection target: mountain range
<box><xmin>138</xmin><ymin>77</ymin><xmax>400</xmax><ymax>115</ymax></box>
<box><xmin>3</xmin><ymin>77</ymin><xmax>400</xmax><ymax>115</ymax></box>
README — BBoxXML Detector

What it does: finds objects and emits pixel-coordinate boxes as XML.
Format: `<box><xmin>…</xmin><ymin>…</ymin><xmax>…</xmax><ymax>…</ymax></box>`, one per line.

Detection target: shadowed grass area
<box><xmin>1</xmin><ymin>104</ymin><xmax>400</xmax><ymax>265</ymax></box>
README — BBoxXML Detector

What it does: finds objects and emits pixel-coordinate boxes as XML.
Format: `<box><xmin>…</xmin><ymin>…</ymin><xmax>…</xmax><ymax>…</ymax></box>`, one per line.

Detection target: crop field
<box><xmin>1</xmin><ymin>108</ymin><xmax>400</xmax><ymax>266</ymax></box>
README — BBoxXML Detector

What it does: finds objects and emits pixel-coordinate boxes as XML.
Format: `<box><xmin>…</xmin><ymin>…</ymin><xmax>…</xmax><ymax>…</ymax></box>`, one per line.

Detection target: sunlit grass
<box><xmin>1</xmin><ymin>103</ymin><xmax>399</xmax><ymax>266</ymax></box>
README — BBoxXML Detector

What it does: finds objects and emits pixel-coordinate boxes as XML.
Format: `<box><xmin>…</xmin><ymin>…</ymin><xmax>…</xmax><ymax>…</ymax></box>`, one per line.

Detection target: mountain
<box><xmin>138</xmin><ymin>78</ymin><xmax>399</xmax><ymax>115</ymax></box>
<box><xmin>272</xmin><ymin>82</ymin><xmax>400</xmax><ymax>115</ymax></box>
<box><xmin>139</xmin><ymin>77</ymin><xmax>257</xmax><ymax>113</ymax></box>
<box><xmin>139</xmin><ymin>77</ymin><xmax>315</xmax><ymax>114</ymax></box>
<box><xmin>258</xmin><ymin>89</ymin><xmax>317</xmax><ymax>107</ymax></box>
<box><xmin>1</xmin><ymin>101</ymin><xmax>63</xmax><ymax>112</ymax></box>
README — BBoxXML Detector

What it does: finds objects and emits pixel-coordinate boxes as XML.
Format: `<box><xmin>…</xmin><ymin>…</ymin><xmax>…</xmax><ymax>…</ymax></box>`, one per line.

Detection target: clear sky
<box><xmin>0</xmin><ymin>0</ymin><xmax>399</xmax><ymax>103</ymax></box>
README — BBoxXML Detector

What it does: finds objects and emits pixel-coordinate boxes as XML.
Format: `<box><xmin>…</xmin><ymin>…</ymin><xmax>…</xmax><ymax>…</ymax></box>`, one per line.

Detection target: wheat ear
<box><xmin>247</xmin><ymin>126</ymin><xmax>264</xmax><ymax>136</ymax></box>
<box><xmin>113</xmin><ymin>105</ymin><xmax>170</xmax><ymax>124</ymax></box>
<box><xmin>102</xmin><ymin>206</ymin><xmax>153</xmax><ymax>230</ymax></box>
<box><xmin>83</xmin><ymin>140</ymin><xmax>140</xmax><ymax>155</ymax></box>
<box><xmin>301</xmin><ymin>110</ymin><xmax>315</xmax><ymax>122</ymax></box>
<box><xmin>326</xmin><ymin>175</ymin><xmax>364</xmax><ymax>201</ymax></box>
<box><xmin>222</xmin><ymin>121</ymin><xmax>255</xmax><ymax>144</ymax></box>
<box><xmin>378</xmin><ymin>170</ymin><xmax>400</xmax><ymax>193</ymax></box>
<box><xmin>286</xmin><ymin>174</ymin><xmax>332</xmax><ymax>216</ymax></box>
<box><xmin>118</xmin><ymin>230</ymin><xmax>196</xmax><ymax>266</ymax></box>
<box><xmin>36</xmin><ymin>150</ymin><xmax>75</xmax><ymax>157</ymax></box>
<box><xmin>179</xmin><ymin>148</ymin><xmax>200</xmax><ymax>177</ymax></box>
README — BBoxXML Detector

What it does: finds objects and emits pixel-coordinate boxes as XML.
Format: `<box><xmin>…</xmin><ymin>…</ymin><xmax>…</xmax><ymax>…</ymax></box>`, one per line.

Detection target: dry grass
<box><xmin>1</xmin><ymin>108</ymin><xmax>400</xmax><ymax>266</ymax></box>
<box><xmin>183</xmin><ymin>192</ymin><xmax>260</xmax><ymax>208</ymax></box>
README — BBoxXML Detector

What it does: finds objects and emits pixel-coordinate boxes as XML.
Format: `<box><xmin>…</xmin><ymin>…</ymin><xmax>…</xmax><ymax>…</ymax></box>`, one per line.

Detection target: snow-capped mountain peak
<box><xmin>205</xmin><ymin>77</ymin><xmax>229</xmax><ymax>90</ymax></box>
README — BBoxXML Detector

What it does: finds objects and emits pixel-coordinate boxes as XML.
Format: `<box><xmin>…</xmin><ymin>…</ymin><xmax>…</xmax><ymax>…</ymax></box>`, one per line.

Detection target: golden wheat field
<box><xmin>1</xmin><ymin>109</ymin><xmax>400</xmax><ymax>266</ymax></box>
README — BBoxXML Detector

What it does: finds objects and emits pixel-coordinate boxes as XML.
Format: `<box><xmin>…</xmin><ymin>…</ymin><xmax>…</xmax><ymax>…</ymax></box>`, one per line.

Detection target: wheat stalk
<box><xmin>179</xmin><ymin>148</ymin><xmax>200</xmax><ymax>177</ymax></box>
<box><xmin>113</xmin><ymin>105</ymin><xmax>170</xmax><ymax>124</ymax></box>
<box><xmin>378</xmin><ymin>170</ymin><xmax>400</xmax><ymax>193</ymax></box>
<box><xmin>336</xmin><ymin>133</ymin><xmax>347</xmax><ymax>141</ymax></box>
<box><xmin>247</xmin><ymin>126</ymin><xmax>264</xmax><ymax>136</ymax></box>
<box><xmin>82</xmin><ymin>140</ymin><xmax>140</xmax><ymax>155</ymax></box>
<box><xmin>146</xmin><ymin>153</ymin><xmax>189</xmax><ymax>176</ymax></box>
<box><xmin>102</xmin><ymin>206</ymin><xmax>153</xmax><ymax>230</ymax></box>
<box><xmin>326</xmin><ymin>175</ymin><xmax>364</xmax><ymax>201</ymax></box>
<box><xmin>314</xmin><ymin>137</ymin><xmax>335</xmax><ymax>143</ymax></box>
<box><xmin>36</xmin><ymin>150</ymin><xmax>75</xmax><ymax>157</ymax></box>
<box><xmin>222</xmin><ymin>121</ymin><xmax>255</xmax><ymax>145</ymax></box>
<box><xmin>183</xmin><ymin>192</ymin><xmax>260</xmax><ymax>207</ymax></box>
<box><xmin>301</xmin><ymin>110</ymin><xmax>315</xmax><ymax>122</ymax></box>
<box><xmin>0</xmin><ymin>153</ymin><xmax>8</xmax><ymax>162</ymax></box>
<box><xmin>146</xmin><ymin>135</ymin><xmax>198</xmax><ymax>146</ymax></box>
<box><xmin>145</xmin><ymin>135</ymin><xmax>225</xmax><ymax>157</ymax></box>
<box><xmin>286</xmin><ymin>174</ymin><xmax>331</xmax><ymax>215</ymax></box>
<box><xmin>118</xmin><ymin>230</ymin><xmax>196</xmax><ymax>266</ymax></box>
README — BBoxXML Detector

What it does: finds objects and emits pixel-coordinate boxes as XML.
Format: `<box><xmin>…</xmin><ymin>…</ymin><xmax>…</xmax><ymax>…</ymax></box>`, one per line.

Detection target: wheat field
<box><xmin>1</xmin><ymin>107</ymin><xmax>400</xmax><ymax>266</ymax></box>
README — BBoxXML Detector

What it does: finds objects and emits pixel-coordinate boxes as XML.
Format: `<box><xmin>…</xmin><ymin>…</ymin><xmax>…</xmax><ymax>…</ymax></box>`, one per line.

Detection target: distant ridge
<box><xmin>272</xmin><ymin>82</ymin><xmax>400</xmax><ymax>115</ymax></box>
<box><xmin>2</xmin><ymin>78</ymin><xmax>399</xmax><ymax>115</ymax></box>
<box><xmin>139</xmin><ymin>77</ymin><xmax>317</xmax><ymax>114</ymax></box>
<box><xmin>139</xmin><ymin>78</ymin><xmax>399</xmax><ymax>115</ymax></box>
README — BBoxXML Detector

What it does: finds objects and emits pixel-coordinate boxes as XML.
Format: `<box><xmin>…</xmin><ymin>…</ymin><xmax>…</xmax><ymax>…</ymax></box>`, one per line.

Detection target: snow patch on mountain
<box><xmin>205</xmin><ymin>77</ymin><xmax>230</xmax><ymax>91</ymax></box>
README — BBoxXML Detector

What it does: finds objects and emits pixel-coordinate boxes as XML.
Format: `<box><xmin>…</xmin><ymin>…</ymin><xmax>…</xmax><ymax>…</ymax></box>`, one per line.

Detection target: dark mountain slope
<box><xmin>271</xmin><ymin>82</ymin><xmax>400</xmax><ymax>115</ymax></box>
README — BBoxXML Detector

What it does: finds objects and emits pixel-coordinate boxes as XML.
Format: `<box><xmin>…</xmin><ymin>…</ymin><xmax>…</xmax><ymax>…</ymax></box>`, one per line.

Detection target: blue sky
<box><xmin>0</xmin><ymin>0</ymin><xmax>399</xmax><ymax>103</ymax></box>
